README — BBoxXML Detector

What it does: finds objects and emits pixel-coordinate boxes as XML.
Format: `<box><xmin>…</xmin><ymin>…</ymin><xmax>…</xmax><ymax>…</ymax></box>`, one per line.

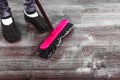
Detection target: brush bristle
<box><xmin>39</xmin><ymin>23</ymin><xmax>73</xmax><ymax>59</ymax></box>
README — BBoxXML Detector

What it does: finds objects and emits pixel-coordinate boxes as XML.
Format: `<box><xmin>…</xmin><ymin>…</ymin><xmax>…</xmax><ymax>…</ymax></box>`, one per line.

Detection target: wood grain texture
<box><xmin>0</xmin><ymin>0</ymin><xmax>120</xmax><ymax>79</ymax></box>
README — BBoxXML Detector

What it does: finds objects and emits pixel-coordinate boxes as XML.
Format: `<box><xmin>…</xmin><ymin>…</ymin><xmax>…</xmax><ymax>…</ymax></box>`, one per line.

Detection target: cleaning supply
<box><xmin>35</xmin><ymin>0</ymin><xmax>73</xmax><ymax>59</ymax></box>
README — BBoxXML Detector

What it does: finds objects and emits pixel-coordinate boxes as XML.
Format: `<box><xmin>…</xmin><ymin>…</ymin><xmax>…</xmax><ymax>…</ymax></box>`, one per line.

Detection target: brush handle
<box><xmin>35</xmin><ymin>0</ymin><xmax>54</xmax><ymax>31</ymax></box>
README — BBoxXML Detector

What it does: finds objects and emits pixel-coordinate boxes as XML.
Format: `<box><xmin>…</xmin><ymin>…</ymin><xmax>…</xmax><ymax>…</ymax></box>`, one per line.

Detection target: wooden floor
<box><xmin>0</xmin><ymin>0</ymin><xmax>120</xmax><ymax>80</ymax></box>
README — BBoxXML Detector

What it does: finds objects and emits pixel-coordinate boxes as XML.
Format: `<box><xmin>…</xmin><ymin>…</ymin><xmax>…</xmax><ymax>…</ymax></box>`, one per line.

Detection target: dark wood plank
<box><xmin>0</xmin><ymin>0</ymin><xmax>120</xmax><ymax>79</ymax></box>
